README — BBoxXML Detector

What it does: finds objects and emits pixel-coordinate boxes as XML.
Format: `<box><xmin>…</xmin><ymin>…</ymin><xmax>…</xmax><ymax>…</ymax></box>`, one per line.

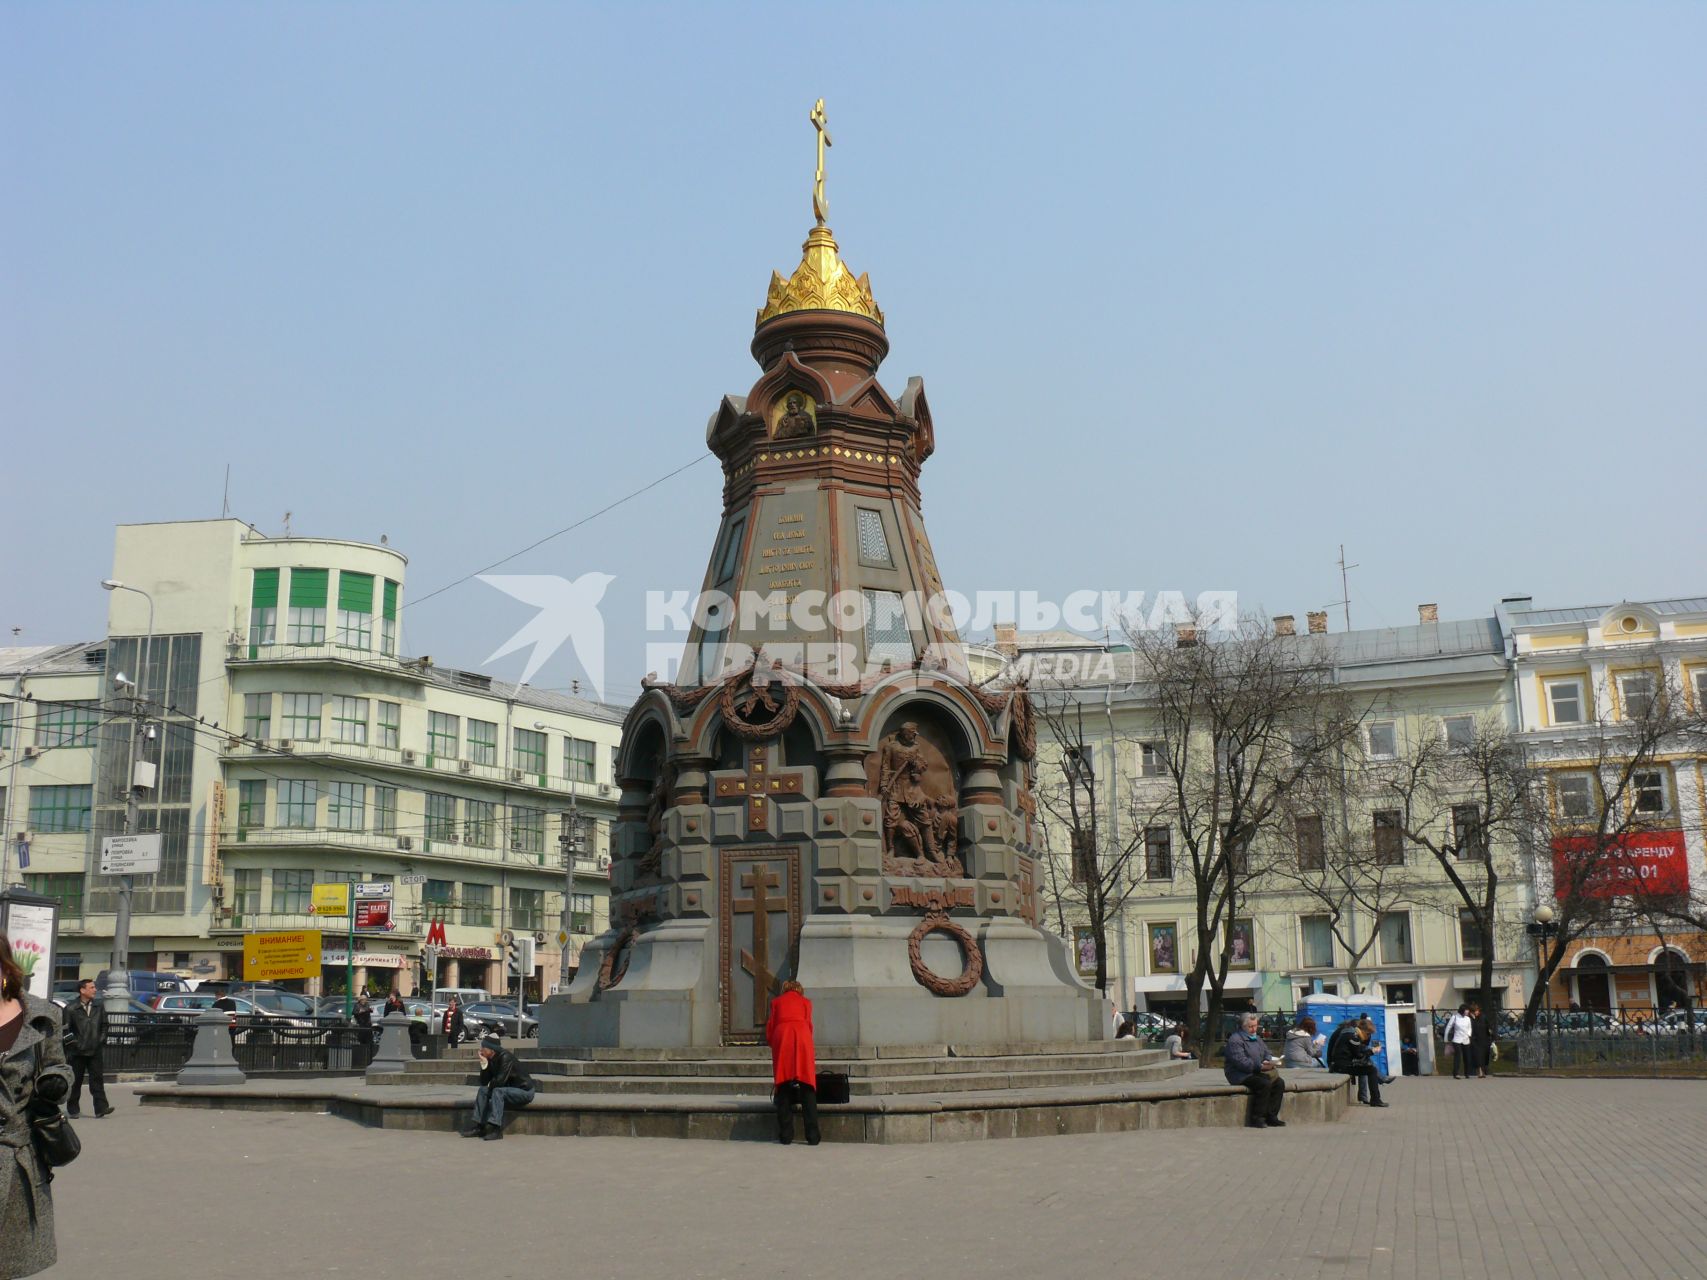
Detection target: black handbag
<box><xmin>29</xmin><ymin>1043</ymin><xmax>82</xmax><ymax>1173</ymax></box>
<box><xmin>816</xmin><ymin>1071</ymin><xmax>851</xmax><ymax>1105</ymax></box>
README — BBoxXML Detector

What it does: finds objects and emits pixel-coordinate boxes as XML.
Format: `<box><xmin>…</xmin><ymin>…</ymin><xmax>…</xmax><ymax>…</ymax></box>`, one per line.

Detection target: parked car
<box><xmin>461</xmin><ymin>1001</ymin><xmax>538</xmax><ymax>1039</ymax></box>
<box><xmin>94</xmin><ymin>970</ymin><xmax>190</xmax><ymax>1002</ymax></box>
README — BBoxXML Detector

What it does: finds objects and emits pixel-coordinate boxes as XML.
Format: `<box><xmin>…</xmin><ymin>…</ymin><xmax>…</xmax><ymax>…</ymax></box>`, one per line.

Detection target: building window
<box><xmin>328</xmin><ymin>782</ymin><xmax>366</xmax><ymax>831</ymax></box>
<box><xmin>428</xmin><ymin>712</ymin><xmax>459</xmax><ymax>759</ymax></box>
<box><xmin>232</xmin><ymin>869</ymin><xmax>261</xmax><ymax>920</ymax></box>
<box><xmin>424</xmin><ymin>793</ymin><xmax>457</xmax><ymax>841</ymax></box>
<box><xmin>0</xmin><ymin>702</ymin><xmax>12</xmax><ymax>750</ymax></box>
<box><xmin>1296</xmin><ymin>815</ymin><xmax>1325</xmax><ymax>870</ymax></box>
<box><xmin>1138</xmin><ymin>742</ymin><xmax>1167</xmax><ymax>777</ymax></box>
<box><xmin>1300</xmin><ymin>914</ymin><xmax>1334</xmax><ymax>969</ymax></box>
<box><xmin>423</xmin><ymin>879</ymin><xmax>454</xmax><ymax>921</ymax></box>
<box><xmin>278</xmin><ymin>780</ymin><xmax>317</xmax><ymax>828</ymax></box>
<box><xmin>380</xmin><ymin>580</ymin><xmax>399</xmax><ymax>656</ymax></box>
<box><xmin>510</xmin><ymin>887</ymin><xmax>545</xmax><ymax>932</ymax></box>
<box><xmin>462</xmin><ymin>883</ymin><xmax>493</xmax><ymax>927</ymax></box>
<box><xmin>28</xmin><ymin>785</ymin><xmax>93</xmax><ymax>833</ymax></box>
<box><xmin>512</xmin><ymin>806</ymin><xmax>545</xmax><ymax>857</ymax></box>
<box><xmin>280</xmin><ymin>693</ymin><xmax>322</xmax><ymax>741</ymax></box>
<box><xmin>237</xmin><ymin>780</ymin><xmax>266</xmax><ymax>831</ymax></box>
<box><xmin>1546</xmin><ymin>678</ymin><xmax>1584</xmax><ymax>726</ymax></box>
<box><xmin>336</xmin><ymin>571</ymin><xmax>375</xmax><ymax>650</ymax></box>
<box><xmin>23</xmin><ymin>873</ymin><xmax>84</xmax><ymax>921</ymax></box>
<box><xmin>1443</xmin><ymin>715</ymin><xmax>1475</xmax><ymax>750</ymax></box>
<box><xmin>1144</xmin><ymin>827</ymin><xmax>1172</xmax><ymax>880</ymax></box>
<box><xmin>1377</xmin><ymin>911</ymin><xmax>1413</xmax><ymax>965</ymax></box>
<box><xmin>1383</xmin><ymin>983</ymin><xmax>1414</xmax><ymax>1006</ymax></box>
<box><xmin>1222</xmin><ymin>823</ymin><xmax>1251</xmax><ymax>875</ymax></box>
<box><xmin>271</xmin><ymin>869</ymin><xmax>313</xmax><ymax>915</ymax></box>
<box><xmin>864</xmin><ymin>589</ymin><xmax>912</xmax><ymax>664</ymax></box>
<box><xmin>514</xmin><ymin>729</ymin><xmax>547</xmax><ymax>777</ymax></box>
<box><xmin>1366</xmin><ymin>721</ymin><xmax>1397</xmax><ymax>759</ymax></box>
<box><xmin>570</xmin><ymin>892</ymin><xmax>595</xmax><ymax>934</ymax></box>
<box><xmin>1556</xmin><ymin>772</ymin><xmax>1595</xmax><ymax>821</ymax></box>
<box><xmin>467</xmin><ymin>719</ymin><xmax>498</xmax><ymax>766</ymax></box>
<box><xmin>376</xmin><ymin>702</ymin><xmax>401</xmax><ymax>751</ymax></box>
<box><xmin>1452</xmin><ymin>804</ymin><xmax>1486</xmax><ymax>860</ymax></box>
<box><xmin>1693</xmin><ymin>668</ymin><xmax>1707</xmax><ymax>712</ymax></box>
<box><xmin>250</xmin><ymin>568</ymin><xmax>279</xmax><ymax>648</ymax></box>
<box><xmin>243</xmin><ymin>694</ymin><xmax>271</xmax><ymax>742</ymax></box>
<box><xmin>36</xmin><ymin>702</ymin><xmax>100</xmax><ymax>749</ymax></box>
<box><xmin>1631</xmin><ymin>769</ymin><xmax>1671</xmax><ymax>818</ymax></box>
<box><xmin>855</xmin><ymin>508</ymin><xmax>893</xmax><ymax>567</ymax></box>
<box><xmin>1373</xmin><ymin>810</ymin><xmax>1404</xmax><ymax>865</ymax></box>
<box><xmin>1617</xmin><ymin>671</ymin><xmax>1657</xmax><ymax>720</ymax></box>
<box><xmin>465</xmin><ymin>799</ymin><xmax>495</xmax><ymax>848</ymax></box>
<box><xmin>373</xmin><ymin>786</ymin><xmax>397</xmax><ymax>835</ymax></box>
<box><xmin>565</xmin><ymin>737</ymin><xmax>596</xmax><ymax>783</ymax></box>
<box><xmin>330</xmin><ymin>696</ymin><xmax>368</xmax><ymax>745</ymax></box>
<box><xmin>1459</xmin><ymin>908</ymin><xmax>1485</xmax><ymax>961</ymax></box>
<box><xmin>716</xmin><ymin>517</ymin><xmax>746</xmax><ymax>583</ymax></box>
<box><xmin>286</xmin><ymin>568</ymin><xmax>329</xmax><ymax>645</ymax></box>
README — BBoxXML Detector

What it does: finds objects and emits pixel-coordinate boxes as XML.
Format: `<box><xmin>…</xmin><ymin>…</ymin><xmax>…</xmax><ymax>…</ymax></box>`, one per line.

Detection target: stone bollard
<box><xmin>176</xmin><ymin>1009</ymin><xmax>247</xmax><ymax>1086</ymax></box>
<box><xmin>365</xmin><ymin>1011</ymin><xmax>415</xmax><ymax>1080</ymax></box>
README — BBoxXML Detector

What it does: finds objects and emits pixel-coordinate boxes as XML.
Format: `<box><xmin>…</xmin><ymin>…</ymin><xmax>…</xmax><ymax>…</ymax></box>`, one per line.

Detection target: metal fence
<box><xmin>101</xmin><ymin>1014</ymin><xmax>385</xmax><ymax>1074</ymax></box>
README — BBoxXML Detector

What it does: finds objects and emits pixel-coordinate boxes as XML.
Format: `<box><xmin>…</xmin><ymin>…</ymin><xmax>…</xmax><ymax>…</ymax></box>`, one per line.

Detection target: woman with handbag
<box><xmin>765</xmin><ymin>980</ymin><xmax>820</xmax><ymax>1146</ymax></box>
<box><xmin>1</xmin><ymin>930</ymin><xmax>75</xmax><ymax>1278</ymax></box>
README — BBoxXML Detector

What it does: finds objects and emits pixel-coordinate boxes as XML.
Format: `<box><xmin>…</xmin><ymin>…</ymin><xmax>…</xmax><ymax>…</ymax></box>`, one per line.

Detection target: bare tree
<box><xmin>1031</xmin><ymin>692</ymin><xmax>1147</xmax><ymax>999</ymax></box>
<box><xmin>1125</xmin><ymin>614</ymin><xmax>1364</xmax><ymax>1060</ymax></box>
<box><xmin>1384</xmin><ymin>716</ymin><xmax>1541</xmax><ymax>1008</ymax></box>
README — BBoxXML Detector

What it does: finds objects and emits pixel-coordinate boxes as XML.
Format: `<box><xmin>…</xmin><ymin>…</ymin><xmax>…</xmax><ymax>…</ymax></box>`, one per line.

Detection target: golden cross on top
<box><xmin>810</xmin><ymin>98</ymin><xmax>831</xmax><ymax>225</ymax></box>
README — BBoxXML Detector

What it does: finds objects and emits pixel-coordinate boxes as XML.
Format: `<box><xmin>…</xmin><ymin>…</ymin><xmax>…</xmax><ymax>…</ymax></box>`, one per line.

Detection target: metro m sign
<box><xmin>1552</xmin><ymin>829</ymin><xmax>1689</xmax><ymax>900</ymax></box>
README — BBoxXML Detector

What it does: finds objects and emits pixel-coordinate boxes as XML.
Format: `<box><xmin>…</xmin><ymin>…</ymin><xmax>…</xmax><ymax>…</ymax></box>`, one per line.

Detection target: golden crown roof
<box><xmin>755</xmin><ymin>224</ymin><xmax>884</xmax><ymax>329</ymax></box>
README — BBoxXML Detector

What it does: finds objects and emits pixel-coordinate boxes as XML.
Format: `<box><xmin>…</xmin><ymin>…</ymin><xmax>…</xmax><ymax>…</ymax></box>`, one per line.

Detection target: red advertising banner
<box><xmin>1552</xmin><ymin>829</ymin><xmax>1690</xmax><ymax>899</ymax></box>
<box><xmin>355</xmin><ymin>899</ymin><xmax>392</xmax><ymax>930</ymax></box>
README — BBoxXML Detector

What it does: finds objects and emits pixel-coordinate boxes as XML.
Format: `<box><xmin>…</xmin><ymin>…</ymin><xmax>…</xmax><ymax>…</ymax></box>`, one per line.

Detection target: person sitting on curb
<box><xmin>1164</xmin><ymin>1023</ymin><xmax>1195</xmax><ymax>1061</ymax></box>
<box><xmin>1283</xmin><ymin>1014</ymin><xmax>1324</xmax><ymax>1068</ymax></box>
<box><xmin>1223</xmin><ymin>1011</ymin><xmax>1285</xmax><ymax>1128</ymax></box>
<box><xmin>461</xmin><ymin>1034</ymin><xmax>535</xmax><ymax>1141</ymax></box>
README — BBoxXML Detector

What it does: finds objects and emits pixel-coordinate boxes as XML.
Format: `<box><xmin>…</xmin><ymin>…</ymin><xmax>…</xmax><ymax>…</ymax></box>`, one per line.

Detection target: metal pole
<box><xmin>560</xmin><ymin>792</ymin><xmax>579</xmax><ymax>991</ymax></box>
<box><xmin>104</xmin><ymin>583</ymin><xmax>153</xmax><ymax>1013</ymax></box>
<box><xmin>346</xmin><ymin>885</ymin><xmax>355</xmax><ymax>1019</ymax></box>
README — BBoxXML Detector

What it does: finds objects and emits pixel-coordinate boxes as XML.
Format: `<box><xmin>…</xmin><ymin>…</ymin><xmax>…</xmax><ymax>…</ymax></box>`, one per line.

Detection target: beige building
<box><xmin>1020</xmin><ymin>606</ymin><xmax>1536</xmax><ymax>1019</ymax></box>
<box><xmin>0</xmin><ymin>519</ymin><xmax>622</xmax><ymax>998</ymax></box>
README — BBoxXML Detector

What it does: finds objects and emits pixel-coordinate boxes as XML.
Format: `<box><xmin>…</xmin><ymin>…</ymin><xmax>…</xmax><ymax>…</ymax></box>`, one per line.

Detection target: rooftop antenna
<box><xmin>221</xmin><ymin>464</ymin><xmax>231</xmax><ymax>518</ymax></box>
<box><xmin>1331</xmin><ymin>543</ymin><xmax>1358</xmax><ymax>631</ymax></box>
<box><xmin>283</xmin><ymin>511</ymin><xmax>292</xmax><ymax>537</ymax></box>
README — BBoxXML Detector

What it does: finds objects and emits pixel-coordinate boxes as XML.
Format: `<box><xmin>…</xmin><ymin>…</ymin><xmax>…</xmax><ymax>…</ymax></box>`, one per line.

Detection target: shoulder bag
<box><xmin>29</xmin><ymin>1042</ymin><xmax>82</xmax><ymax>1173</ymax></box>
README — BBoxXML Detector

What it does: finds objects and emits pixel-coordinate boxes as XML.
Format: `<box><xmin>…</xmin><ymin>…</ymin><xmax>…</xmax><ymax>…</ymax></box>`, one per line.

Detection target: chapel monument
<box><xmin>539</xmin><ymin>102</ymin><xmax>1107</xmax><ymax>1050</ymax></box>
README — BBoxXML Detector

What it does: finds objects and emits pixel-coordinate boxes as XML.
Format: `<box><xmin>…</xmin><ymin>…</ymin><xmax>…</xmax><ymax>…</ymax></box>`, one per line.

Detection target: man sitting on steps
<box><xmin>461</xmin><ymin>1034</ymin><xmax>536</xmax><ymax>1140</ymax></box>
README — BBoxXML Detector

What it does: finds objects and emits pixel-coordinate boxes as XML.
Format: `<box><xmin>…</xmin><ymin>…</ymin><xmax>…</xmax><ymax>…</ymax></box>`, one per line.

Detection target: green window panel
<box><xmin>251</xmin><ymin>569</ymin><xmax>280</xmax><ymax>608</ymax></box>
<box><xmin>337</xmin><ymin>572</ymin><xmax>375</xmax><ymax>613</ymax></box>
<box><xmin>513</xmin><ymin>728</ymin><xmax>547</xmax><ymax>776</ymax></box>
<box><xmin>237</xmin><ymin>780</ymin><xmax>267</xmax><ymax>831</ymax></box>
<box><xmin>382</xmin><ymin>579</ymin><xmax>399</xmax><ymax>620</ymax></box>
<box><xmin>462</xmin><ymin>882</ymin><xmax>493</xmax><ymax>926</ymax></box>
<box><xmin>289</xmin><ymin>568</ymin><xmax>329</xmax><ymax>608</ymax></box>
<box><xmin>36</xmin><ymin>702</ymin><xmax>101</xmax><ymax>749</ymax></box>
<box><xmin>24</xmin><ymin>873</ymin><xmax>85</xmax><ymax>920</ymax></box>
<box><xmin>28</xmin><ymin>785</ymin><xmax>93</xmax><ymax>833</ymax></box>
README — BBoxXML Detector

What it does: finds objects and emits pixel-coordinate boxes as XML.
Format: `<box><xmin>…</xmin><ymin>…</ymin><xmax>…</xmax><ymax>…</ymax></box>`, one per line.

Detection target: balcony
<box><xmin>223</xmin><ymin>825</ymin><xmax>612</xmax><ymax>876</ymax></box>
<box><xmin>220</xmin><ymin>737</ymin><xmax>620</xmax><ymax>805</ymax></box>
<box><xmin>227</xmin><ymin>639</ymin><xmax>431</xmax><ymax>683</ymax></box>
<box><xmin>211</xmin><ymin>909</ymin><xmax>423</xmax><ymax>938</ymax></box>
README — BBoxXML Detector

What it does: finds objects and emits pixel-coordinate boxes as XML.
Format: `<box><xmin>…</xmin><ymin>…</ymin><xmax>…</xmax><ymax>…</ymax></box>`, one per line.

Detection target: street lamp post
<box><xmin>1527</xmin><ymin>904</ymin><xmax>1560</xmax><ymax>1067</ymax></box>
<box><xmin>100</xmin><ymin>579</ymin><xmax>154</xmax><ymax>1013</ymax></box>
<box><xmin>559</xmin><ymin>793</ymin><xmax>581</xmax><ymax>991</ymax></box>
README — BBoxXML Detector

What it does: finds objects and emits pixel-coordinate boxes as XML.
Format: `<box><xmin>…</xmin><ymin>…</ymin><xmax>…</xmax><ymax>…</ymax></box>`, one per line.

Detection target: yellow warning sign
<box><xmin>242</xmin><ymin>930</ymin><xmax>323</xmax><ymax>982</ymax></box>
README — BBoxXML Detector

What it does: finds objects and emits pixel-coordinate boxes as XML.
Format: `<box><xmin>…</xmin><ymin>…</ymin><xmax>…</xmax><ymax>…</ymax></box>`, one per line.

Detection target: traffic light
<box><xmin>508</xmin><ymin>936</ymin><xmax>536</xmax><ymax>977</ymax></box>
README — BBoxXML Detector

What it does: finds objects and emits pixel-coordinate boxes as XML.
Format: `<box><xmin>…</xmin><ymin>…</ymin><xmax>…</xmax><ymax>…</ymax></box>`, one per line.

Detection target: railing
<box><xmin>221</xmin><ymin>737</ymin><xmax>621</xmax><ymax>803</ymax></box>
<box><xmin>227</xmin><ymin>641</ymin><xmax>429</xmax><ymax>681</ymax></box>
<box><xmin>223</xmin><ymin>825</ymin><xmax>610</xmax><ymax>874</ymax></box>
<box><xmin>100</xmin><ymin>1013</ymin><xmax>386</xmax><ymax>1074</ymax></box>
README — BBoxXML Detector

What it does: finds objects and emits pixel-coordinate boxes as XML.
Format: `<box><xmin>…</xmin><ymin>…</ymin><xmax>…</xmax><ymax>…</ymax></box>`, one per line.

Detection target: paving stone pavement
<box><xmin>50</xmin><ymin>1076</ymin><xmax>1707</xmax><ymax>1279</ymax></box>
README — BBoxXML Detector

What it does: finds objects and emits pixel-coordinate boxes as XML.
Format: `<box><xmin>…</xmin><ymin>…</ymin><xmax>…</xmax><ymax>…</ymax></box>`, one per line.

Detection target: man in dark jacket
<box><xmin>1224</xmin><ymin>1011</ymin><xmax>1285</xmax><ymax>1128</ymax></box>
<box><xmin>462</xmin><ymin>1034</ymin><xmax>535</xmax><ymax>1140</ymax></box>
<box><xmin>65</xmin><ymin>977</ymin><xmax>114</xmax><ymax>1118</ymax></box>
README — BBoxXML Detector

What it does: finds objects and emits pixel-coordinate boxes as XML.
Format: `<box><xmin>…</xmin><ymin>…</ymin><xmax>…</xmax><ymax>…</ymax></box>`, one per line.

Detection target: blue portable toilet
<box><xmin>1300</xmin><ymin>994</ymin><xmax>1399</xmax><ymax>1078</ymax></box>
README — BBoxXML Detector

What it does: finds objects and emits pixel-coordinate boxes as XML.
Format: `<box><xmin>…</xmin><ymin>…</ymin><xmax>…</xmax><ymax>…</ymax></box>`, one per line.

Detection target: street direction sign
<box><xmin>100</xmin><ymin>833</ymin><xmax>162</xmax><ymax>875</ymax></box>
<box><xmin>353</xmin><ymin>881</ymin><xmax>393</xmax><ymax>899</ymax></box>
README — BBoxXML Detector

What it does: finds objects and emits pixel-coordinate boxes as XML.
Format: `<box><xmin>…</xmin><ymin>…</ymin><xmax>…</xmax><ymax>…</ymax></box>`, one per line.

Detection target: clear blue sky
<box><xmin>4</xmin><ymin>3</ymin><xmax>1703</xmax><ymax>702</ymax></box>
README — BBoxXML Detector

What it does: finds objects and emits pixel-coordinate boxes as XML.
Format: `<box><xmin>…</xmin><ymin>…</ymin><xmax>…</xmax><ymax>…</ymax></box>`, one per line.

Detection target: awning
<box><xmin>1133</xmin><ymin>971</ymin><xmax>1263</xmax><ymax>995</ymax></box>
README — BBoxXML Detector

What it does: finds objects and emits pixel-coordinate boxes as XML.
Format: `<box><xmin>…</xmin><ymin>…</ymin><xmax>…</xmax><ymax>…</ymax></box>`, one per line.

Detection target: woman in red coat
<box><xmin>765</xmin><ymin>979</ymin><xmax>819</xmax><ymax>1145</ymax></box>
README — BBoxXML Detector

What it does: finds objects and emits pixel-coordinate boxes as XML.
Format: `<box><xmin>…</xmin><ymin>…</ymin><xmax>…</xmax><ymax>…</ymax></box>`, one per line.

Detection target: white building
<box><xmin>0</xmin><ymin>519</ymin><xmax>623</xmax><ymax>998</ymax></box>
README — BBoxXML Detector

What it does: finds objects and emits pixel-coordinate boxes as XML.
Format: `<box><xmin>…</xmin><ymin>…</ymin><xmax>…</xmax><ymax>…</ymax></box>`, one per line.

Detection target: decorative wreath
<box><xmin>719</xmin><ymin>667</ymin><xmax>801</xmax><ymax>740</ymax></box>
<box><xmin>1009</xmin><ymin>690</ymin><xmax>1037</xmax><ymax>761</ymax></box>
<box><xmin>906</xmin><ymin>910</ymin><xmax>984</xmax><ymax>997</ymax></box>
<box><xmin>597</xmin><ymin>927</ymin><xmax>637</xmax><ymax>991</ymax></box>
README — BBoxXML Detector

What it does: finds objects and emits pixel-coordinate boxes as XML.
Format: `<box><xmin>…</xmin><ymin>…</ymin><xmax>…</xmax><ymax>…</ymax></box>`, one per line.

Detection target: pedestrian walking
<box><xmin>1468</xmin><ymin>1002</ymin><xmax>1494</xmax><ymax>1079</ymax></box>
<box><xmin>2</xmin><ymin>930</ymin><xmax>74</xmax><ymax>1279</ymax></box>
<box><xmin>766</xmin><ymin>979</ymin><xmax>820</xmax><ymax>1146</ymax></box>
<box><xmin>442</xmin><ymin>996</ymin><xmax>466</xmax><ymax>1047</ymax></box>
<box><xmin>1445</xmin><ymin>1005</ymin><xmax>1473</xmax><ymax>1078</ymax></box>
<box><xmin>352</xmin><ymin>995</ymin><xmax>374</xmax><ymax>1050</ymax></box>
<box><xmin>1224</xmin><ymin>1011</ymin><xmax>1286</xmax><ymax>1128</ymax></box>
<box><xmin>63</xmin><ymin>978</ymin><xmax>114</xmax><ymax>1119</ymax></box>
<box><xmin>461</xmin><ymin>1035</ymin><xmax>534</xmax><ymax>1140</ymax></box>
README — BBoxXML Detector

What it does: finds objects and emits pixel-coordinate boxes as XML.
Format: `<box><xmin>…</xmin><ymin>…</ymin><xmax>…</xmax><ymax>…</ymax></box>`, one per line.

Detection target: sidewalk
<box><xmin>53</xmin><ymin>1075</ymin><xmax>1706</xmax><ymax>1279</ymax></box>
